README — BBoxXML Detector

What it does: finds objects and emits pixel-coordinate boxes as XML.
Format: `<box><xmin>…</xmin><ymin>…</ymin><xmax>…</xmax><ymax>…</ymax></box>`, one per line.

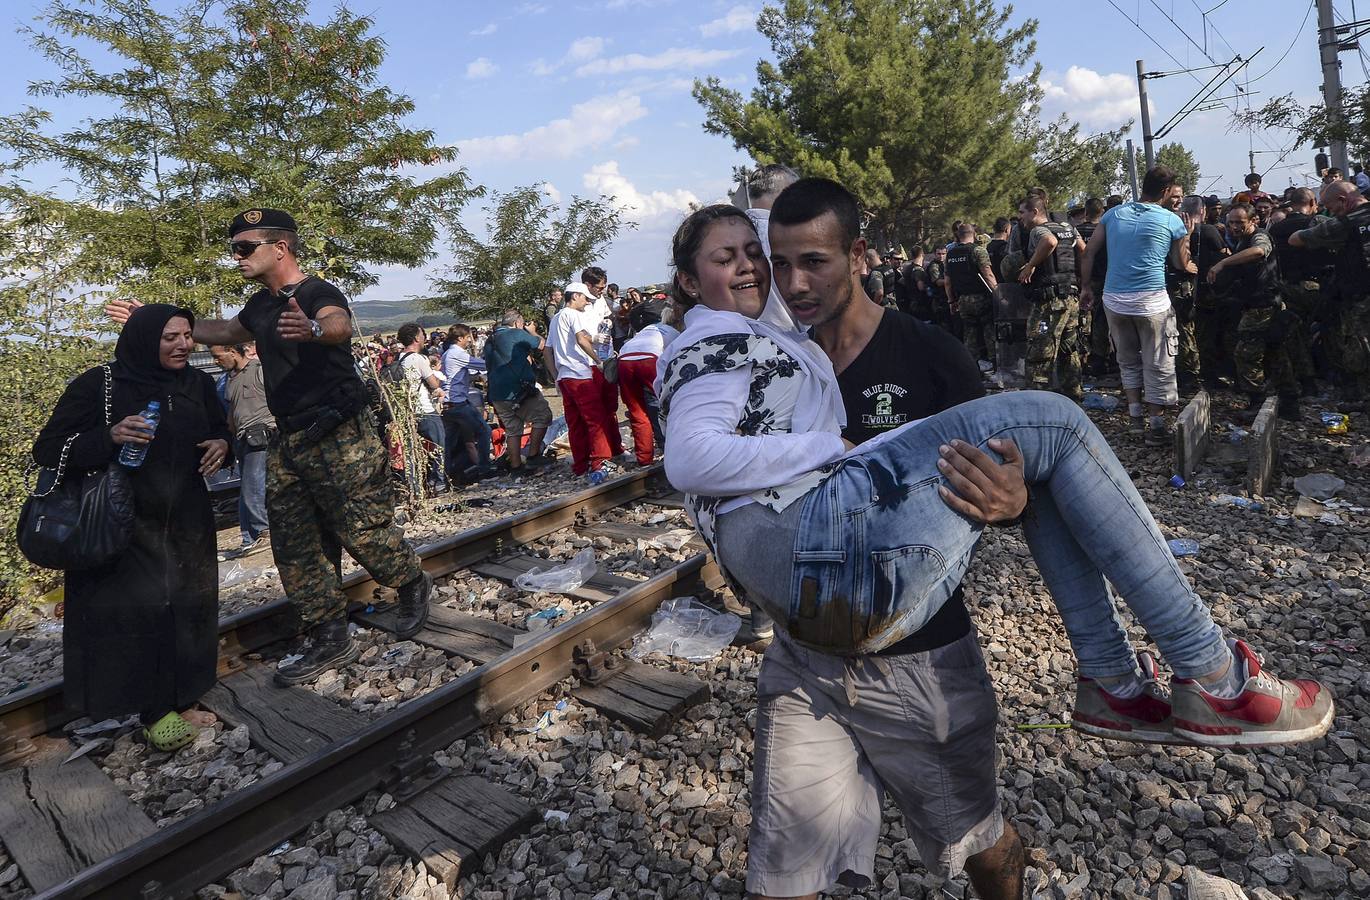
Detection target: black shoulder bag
<box><xmin>17</xmin><ymin>365</ymin><xmax>135</xmax><ymax>571</ymax></box>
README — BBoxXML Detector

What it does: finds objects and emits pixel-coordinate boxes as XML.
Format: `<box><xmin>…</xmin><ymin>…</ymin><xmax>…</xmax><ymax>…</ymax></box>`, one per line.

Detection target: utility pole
<box><xmin>1249</xmin><ymin>149</ymin><xmax>1256</xmax><ymax>176</ymax></box>
<box><xmin>1316</xmin><ymin>0</ymin><xmax>1348</xmax><ymax>172</ymax></box>
<box><xmin>1136</xmin><ymin>59</ymin><xmax>1156</xmax><ymax>171</ymax></box>
<box><xmin>1125</xmin><ymin>139</ymin><xmax>1140</xmax><ymax>200</ymax></box>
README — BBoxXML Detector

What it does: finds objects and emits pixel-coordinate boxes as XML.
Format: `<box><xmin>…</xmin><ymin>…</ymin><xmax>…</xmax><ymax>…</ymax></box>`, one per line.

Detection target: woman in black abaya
<box><xmin>33</xmin><ymin>305</ymin><xmax>231</xmax><ymax>751</ymax></box>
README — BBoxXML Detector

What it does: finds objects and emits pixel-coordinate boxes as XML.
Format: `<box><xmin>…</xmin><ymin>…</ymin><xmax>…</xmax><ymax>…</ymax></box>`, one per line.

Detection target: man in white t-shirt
<box><xmin>397</xmin><ymin>322</ymin><xmax>448</xmax><ymax>493</ymax></box>
<box><xmin>547</xmin><ymin>283</ymin><xmax>620</xmax><ymax>481</ymax></box>
<box><xmin>579</xmin><ymin>266</ymin><xmax>625</xmax><ymax>442</ymax></box>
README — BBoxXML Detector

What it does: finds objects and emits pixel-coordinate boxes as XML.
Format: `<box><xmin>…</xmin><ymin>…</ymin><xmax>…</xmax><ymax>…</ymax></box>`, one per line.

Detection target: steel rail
<box><xmin>0</xmin><ymin>466</ymin><xmax>666</xmax><ymax>742</ymax></box>
<box><xmin>38</xmin><ymin>551</ymin><xmax>721</xmax><ymax>899</ymax></box>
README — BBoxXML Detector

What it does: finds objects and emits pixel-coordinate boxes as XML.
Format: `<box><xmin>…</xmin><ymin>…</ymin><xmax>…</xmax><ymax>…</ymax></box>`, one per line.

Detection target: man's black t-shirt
<box><xmin>835</xmin><ymin>308</ymin><xmax>986</xmax><ymax>652</ymax></box>
<box><xmin>1189</xmin><ymin>223</ymin><xmax>1228</xmax><ymax>285</ymax></box>
<box><xmin>236</xmin><ymin>276</ymin><xmax>361</xmax><ymax>419</ymax></box>
<box><xmin>1268</xmin><ymin>213</ymin><xmax>1334</xmax><ymax>282</ymax></box>
<box><xmin>986</xmin><ymin>238</ymin><xmax>1008</xmax><ymax>281</ymax></box>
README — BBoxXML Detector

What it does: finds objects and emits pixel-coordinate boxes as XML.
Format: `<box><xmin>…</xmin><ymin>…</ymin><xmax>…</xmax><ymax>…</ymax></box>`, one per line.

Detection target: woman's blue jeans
<box><xmin>788</xmin><ymin>391</ymin><xmax>1229</xmax><ymax>678</ymax></box>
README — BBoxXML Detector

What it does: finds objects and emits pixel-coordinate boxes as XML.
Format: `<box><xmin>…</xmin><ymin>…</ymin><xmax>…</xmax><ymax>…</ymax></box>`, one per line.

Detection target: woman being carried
<box><xmin>656</xmin><ymin>198</ymin><xmax>1332</xmax><ymax>749</ymax></box>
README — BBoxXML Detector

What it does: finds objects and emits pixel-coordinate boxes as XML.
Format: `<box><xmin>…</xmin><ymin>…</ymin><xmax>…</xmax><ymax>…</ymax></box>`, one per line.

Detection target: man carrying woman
<box><xmin>655</xmin><ymin>181</ymin><xmax>1333</xmax><ymax>900</ymax></box>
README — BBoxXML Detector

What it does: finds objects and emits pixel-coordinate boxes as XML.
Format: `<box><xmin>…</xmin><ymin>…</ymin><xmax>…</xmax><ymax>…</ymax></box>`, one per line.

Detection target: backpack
<box><xmin>381</xmin><ymin>351</ymin><xmax>416</xmax><ymax>386</ymax></box>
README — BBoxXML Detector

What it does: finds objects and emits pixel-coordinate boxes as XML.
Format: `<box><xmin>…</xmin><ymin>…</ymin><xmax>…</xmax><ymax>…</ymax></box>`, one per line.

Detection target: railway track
<box><xmin>0</xmin><ymin>465</ymin><xmax>727</xmax><ymax>900</ymax></box>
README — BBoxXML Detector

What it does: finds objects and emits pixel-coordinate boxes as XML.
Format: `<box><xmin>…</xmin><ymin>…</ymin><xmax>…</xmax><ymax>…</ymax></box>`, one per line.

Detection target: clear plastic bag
<box><xmin>514</xmin><ymin>548</ymin><xmax>596</xmax><ymax>593</ymax></box>
<box><xmin>628</xmin><ymin>597</ymin><xmax>740</xmax><ymax>661</ymax></box>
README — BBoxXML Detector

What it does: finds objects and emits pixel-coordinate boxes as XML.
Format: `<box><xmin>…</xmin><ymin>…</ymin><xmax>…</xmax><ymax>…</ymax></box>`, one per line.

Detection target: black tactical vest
<box><xmin>1032</xmin><ymin>222</ymin><xmax>1078</xmax><ymax>291</ymax></box>
<box><xmin>1335</xmin><ymin>204</ymin><xmax>1370</xmax><ymax>302</ymax></box>
<box><xmin>1229</xmin><ymin>231</ymin><xmax>1281</xmax><ymax>308</ymax></box>
<box><xmin>945</xmin><ymin>243</ymin><xmax>986</xmax><ymax>296</ymax></box>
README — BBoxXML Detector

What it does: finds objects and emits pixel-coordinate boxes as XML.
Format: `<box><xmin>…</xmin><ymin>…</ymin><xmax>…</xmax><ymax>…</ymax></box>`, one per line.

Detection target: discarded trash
<box><xmin>276</xmin><ymin>653</ymin><xmax>304</xmax><ymax>669</ymax></box>
<box><xmin>1351</xmin><ymin>445</ymin><xmax>1370</xmax><ymax>467</ymax></box>
<box><xmin>1317</xmin><ymin>513</ymin><xmax>1343</xmax><ymax>526</ymax></box>
<box><xmin>527</xmin><ymin>699</ymin><xmax>570</xmax><ymax>733</ymax></box>
<box><xmin>1307</xmin><ymin>639</ymin><xmax>1357</xmax><ymax>654</ymax></box>
<box><xmin>628</xmin><ymin>597</ymin><xmax>740</xmax><ymax>661</ymax></box>
<box><xmin>978</xmin><ymin>359</ymin><xmax>994</xmax><ymax>373</ymax></box>
<box><xmin>268</xmin><ymin>842</ymin><xmax>291</xmax><ymax>857</ymax></box>
<box><xmin>465</xmin><ymin>498</ymin><xmax>495</xmax><ymax>509</ymax></box>
<box><xmin>544</xmin><ymin>809</ymin><xmax>571</xmax><ymax>823</ymax></box>
<box><xmin>220</xmin><ymin>561</ymin><xmax>247</xmax><ymax>589</ymax></box>
<box><xmin>1167</xmin><ymin>538</ymin><xmax>1200</xmax><ymax>557</ymax></box>
<box><xmin>1212</xmin><ymin>494</ymin><xmax>1264</xmax><ymax>511</ymax></box>
<box><xmin>649</xmin><ymin>529</ymin><xmax>697</xmax><ymax>551</ymax></box>
<box><xmin>1228</xmin><ymin>425</ymin><xmax>1248</xmax><ymax>443</ymax></box>
<box><xmin>529</xmin><ymin>606</ymin><xmax>566</xmax><ymax>622</ymax></box>
<box><xmin>1168</xmin><ymin>475</ymin><xmax>1186</xmax><ymax>489</ymax></box>
<box><xmin>514</xmin><ymin>548</ymin><xmax>596</xmax><ymax>593</ymax></box>
<box><xmin>544</xmin><ymin>416</ymin><xmax>569</xmax><ymax>447</ymax></box>
<box><xmin>34</xmin><ymin>620</ymin><xmax>63</xmax><ymax>635</ymax></box>
<box><xmin>1082</xmin><ymin>392</ymin><xmax>1120</xmax><ymax>411</ymax></box>
<box><xmin>1015</xmin><ymin>722</ymin><xmax>1071</xmax><ymax>730</ymax></box>
<box><xmin>1322</xmin><ymin>412</ymin><xmax>1349</xmax><ymax>434</ymax></box>
<box><xmin>72</xmin><ymin>716</ymin><xmax>138</xmax><ymax>738</ymax></box>
<box><xmin>64</xmin><ymin>739</ymin><xmax>106</xmax><ymax>764</ymax></box>
<box><xmin>1293</xmin><ymin>472</ymin><xmax>1346</xmax><ymax>500</ymax></box>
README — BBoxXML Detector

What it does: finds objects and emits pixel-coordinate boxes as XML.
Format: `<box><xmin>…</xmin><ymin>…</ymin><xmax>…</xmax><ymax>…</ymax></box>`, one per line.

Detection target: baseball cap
<box><xmin>563</xmin><ymin>281</ymin><xmax>593</xmax><ymax>297</ymax></box>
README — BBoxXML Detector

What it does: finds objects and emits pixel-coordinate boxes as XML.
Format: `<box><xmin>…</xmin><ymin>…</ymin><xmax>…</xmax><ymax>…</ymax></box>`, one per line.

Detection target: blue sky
<box><xmin>0</xmin><ymin>0</ymin><xmax>1360</xmax><ymax>300</ymax></box>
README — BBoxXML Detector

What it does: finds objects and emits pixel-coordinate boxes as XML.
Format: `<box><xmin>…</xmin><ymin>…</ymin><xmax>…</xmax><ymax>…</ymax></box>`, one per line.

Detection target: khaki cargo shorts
<box><xmin>746</xmin><ymin>630</ymin><xmax>1003</xmax><ymax>897</ymax></box>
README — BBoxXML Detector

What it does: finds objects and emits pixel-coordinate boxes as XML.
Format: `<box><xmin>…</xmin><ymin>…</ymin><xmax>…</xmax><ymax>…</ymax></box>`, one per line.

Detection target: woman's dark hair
<box><xmin>669</xmin><ymin>204</ymin><xmax>757</xmax><ymax>309</ymax></box>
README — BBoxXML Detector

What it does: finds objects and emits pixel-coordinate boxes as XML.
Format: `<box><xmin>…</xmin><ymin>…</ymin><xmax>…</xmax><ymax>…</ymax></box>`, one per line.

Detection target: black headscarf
<box><xmin>112</xmin><ymin>303</ymin><xmax>198</xmax><ymax>393</ymax></box>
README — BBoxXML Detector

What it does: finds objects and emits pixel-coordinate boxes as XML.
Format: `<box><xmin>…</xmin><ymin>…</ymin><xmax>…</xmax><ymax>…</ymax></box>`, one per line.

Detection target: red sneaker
<box><xmin>1171</xmin><ymin>640</ymin><xmax>1335</xmax><ymax>746</ymax></box>
<box><xmin>1072</xmin><ymin>651</ymin><xmax>1179</xmax><ymax>744</ymax></box>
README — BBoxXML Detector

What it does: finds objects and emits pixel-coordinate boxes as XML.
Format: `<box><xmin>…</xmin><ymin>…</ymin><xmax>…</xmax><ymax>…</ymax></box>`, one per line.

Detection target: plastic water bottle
<box><xmin>588</xmin><ymin>467</ymin><xmax>608</xmax><ymax>486</ymax></box>
<box><xmin>118</xmin><ymin>401</ymin><xmax>161</xmax><ymax>468</ymax></box>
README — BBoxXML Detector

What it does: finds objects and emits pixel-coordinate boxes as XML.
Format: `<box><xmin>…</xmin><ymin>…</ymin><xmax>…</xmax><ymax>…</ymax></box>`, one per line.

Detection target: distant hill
<box><xmin>350</xmin><ymin>298</ymin><xmax>482</xmax><ymax>335</ymax></box>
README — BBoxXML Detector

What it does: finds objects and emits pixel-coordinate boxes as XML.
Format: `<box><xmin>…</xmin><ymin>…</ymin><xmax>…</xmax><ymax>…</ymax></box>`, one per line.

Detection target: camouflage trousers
<box><xmin>1233</xmin><ymin>305</ymin><xmax>1297</xmax><ymax>397</ymax></box>
<box><xmin>1168</xmin><ymin>283</ymin><xmax>1200</xmax><ymax>381</ymax></box>
<box><xmin>1330</xmin><ymin>296</ymin><xmax>1370</xmax><ymax>398</ymax></box>
<box><xmin>1276</xmin><ymin>281</ymin><xmax>1320</xmax><ymax>383</ymax></box>
<box><xmin>1194</xmin><ymin>289</ymin><xmax>1239</xmax><ymax>384</ymax></box>
<box><xmin>267</xmin><ymin>409</ymin><xmax>422</xmax><ymax>626</ymax></box>
<box><xmin>957</xmin><ymin>293</ymin><xmax>995</xmax><ymax>363</ymax></box>
<box><xmin>1027</xmin><ymin>288</ymin><xmax>1082</xmax><ymax>397</ymax></box>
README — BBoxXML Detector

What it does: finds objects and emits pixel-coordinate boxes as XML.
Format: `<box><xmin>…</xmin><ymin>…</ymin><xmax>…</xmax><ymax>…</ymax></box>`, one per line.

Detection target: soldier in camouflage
<box><xmin>1291</xmin><ymin>182</ymin><xmax>1370</xmax><ymax>403</ymax></box>
<box><xmin>944</xmin><ymin>222</ymin><xmax>999</xmax><ymax>365</ymax></box>
<box><xmin>1016</xmin><ymin>195</ymin><xmax>1085</xmax><ymax>401</ymax></box>
<box><xmin>1270</xmin><ymin>187</ymin><xmax>1335</xmax><ymax>397</ymax></box>
<box><xmin>1208</xmin><ymin>204</ymin><xmax>1299</xmax><ymax>421</ymax></box>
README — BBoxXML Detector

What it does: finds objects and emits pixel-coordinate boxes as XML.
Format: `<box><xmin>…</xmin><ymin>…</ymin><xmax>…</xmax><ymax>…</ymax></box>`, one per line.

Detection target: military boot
<box><xmin>1277</xmin><ymin>394</ymin><xmax>1302</xmax><ymax>422</ymax></box>
<box><xmin>394</xmin><ymin>570</ymin><xmax>433</xmax><ymax>639</ymax></box>
<box><xmin>275</xmin><ymin>617</ymin><xmax>359</xmax><ymax>686</ymax></box>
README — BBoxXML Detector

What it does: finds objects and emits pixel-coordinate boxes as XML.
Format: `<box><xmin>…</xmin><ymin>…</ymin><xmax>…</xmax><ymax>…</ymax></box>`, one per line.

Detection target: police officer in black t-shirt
<box><xmin>107</xmin><ymin>208</ymin><xmax>432</xmax><ymax>687</ymax></box>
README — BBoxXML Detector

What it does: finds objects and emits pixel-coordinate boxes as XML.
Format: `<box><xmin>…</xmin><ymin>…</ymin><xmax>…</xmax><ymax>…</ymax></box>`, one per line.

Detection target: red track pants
<box><xmin>617</xmin><ymin>355</ymin><xmax>659</xmax><ymax>465</ymax></box>
<box><xmin>558</xmin><ymin>369</ymin><xmax>620</xmax><ymax>474</ymax></box>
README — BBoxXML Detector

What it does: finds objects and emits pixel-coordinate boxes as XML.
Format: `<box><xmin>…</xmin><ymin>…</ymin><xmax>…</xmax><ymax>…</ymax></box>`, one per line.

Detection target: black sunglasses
<box><xmin>229</xmin><ymin>239</ymin><xmax>280</xmax><ymax>258</ymax></box>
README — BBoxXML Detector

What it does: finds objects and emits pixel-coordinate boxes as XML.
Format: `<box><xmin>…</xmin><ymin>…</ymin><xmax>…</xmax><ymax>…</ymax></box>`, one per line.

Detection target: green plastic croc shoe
<box><xmin>143</xmin><ymin>711</ymin><xmax>198</xmax><ymax>752</ymax></box>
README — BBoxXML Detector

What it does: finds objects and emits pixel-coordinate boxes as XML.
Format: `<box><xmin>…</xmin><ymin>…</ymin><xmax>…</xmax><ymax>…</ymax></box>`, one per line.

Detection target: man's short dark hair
<box><xmin>397</xmin><ymin>323</ymin><xmax>423</xmax><ymax>347</ymax></box>
<box><xmin>1291</xmin><ymin>187</ymin><xmax>1317</xmax><ymax>206</ymax></box>
<box><xmin>580</xmin><ymin>266</ymin><xmax>607</xmax><ymax>286</ymax></box>
<box><xmin>1084</xmin><ymin>197</ymin><xmax>1105</xmax><ymax>216</ymax></box>
<box><xmin>1245</xmin><ymin>172</ymin><xmax>1262</xmax><ymax>187</ymax></box>
<box><xmin>955</xmin><ymin>222</ymin><xmax>975</xmax><ymax>238</ymax></box>
<box><xmin>769</xmin><ymin>177</ymin><xmax>862</xmax><ymax>249</ymax></box>
<box><xmin>256</xmin><ymin>227</ymin><xmax>300</xmax><ymax>255</ymax></box>
<box><xmin>446</xmin><ymin>324</ymin><xmax>471</xmax><ymax>343</ymax></box>
<box><xmin>1020</xmin><ymin>195</ymin><xmax>1047</xmax><ymax>215</ymax></box>
<box><xmin>1227</xmin><ymin>202</ymin><xmax>1255</xmax><ymax>220</ymax></box>
<box><xmin>992</xmin><ymin>216</ymin><xmax>1010</xmax><ymax>233</ymax></box>
<box><xmin>1106</xmin><ymin>195</ymin><xmax>1124</xmax><ymax>208</ymax></box>
<box><xmin>1141</xmin><ymin>165</ymin><xmax>1178</xmax><ymax>200</ymax></box>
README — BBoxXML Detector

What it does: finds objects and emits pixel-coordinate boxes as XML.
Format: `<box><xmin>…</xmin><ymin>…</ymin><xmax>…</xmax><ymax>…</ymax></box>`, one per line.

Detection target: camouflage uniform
<box><xmin>1233</xmin><ymin>306</ymin><xmax>1296</xmax><ymax>396</ymax></box>
<box><xmin>268</xmin><ymin>410</ymin><xmax>422</xmax><ymax>625</ymax></box>
<box><xmin>957</xmin><ymin>293</ymin><xmax>995</xmax><ymax>363</ymax></box>
<box><xmin>1026</xmin><ymin>287</ymin><xmax>1082</xmax><ymax>398</ymax></box>
<box><xmin>1166</xmin><ymin>277</ymin><xmax>1201</xmax><ymax>383</ymax></box>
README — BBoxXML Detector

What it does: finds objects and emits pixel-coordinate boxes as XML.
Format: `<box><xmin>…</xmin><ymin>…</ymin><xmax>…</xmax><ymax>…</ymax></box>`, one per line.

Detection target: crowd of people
<box><xmin>27</xmin><ymin>153</ymin><xmax>1365</xmax><ymax>897</ymax></box>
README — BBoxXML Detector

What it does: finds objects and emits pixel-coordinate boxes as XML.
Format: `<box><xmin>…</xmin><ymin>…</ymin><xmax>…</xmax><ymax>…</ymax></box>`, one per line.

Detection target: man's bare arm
<box><xmin>196</xmin><ymin>317</ymin><xmax>256</xmax><ymax>345</ymax></box>
<box><xmin>575</xmin><ymin>329</ymin><xmax>599</xmax><ymax>365</ymax></box>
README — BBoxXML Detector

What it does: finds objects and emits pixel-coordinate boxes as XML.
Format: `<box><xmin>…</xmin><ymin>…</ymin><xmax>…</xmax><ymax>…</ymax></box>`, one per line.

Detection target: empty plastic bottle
<box><xmin>1212</xmin><ymin>494</ymin><xmax>1264</xmax><ymax>511</ymax></box>
<box><xmin>118</xmin><ymin>400</ymin><xmax>161</xmax><ymax>468</ymax></box>
<box><xmin>587</xmin><ymin>467</ymin><xmax>608</xmax><ymax>486</ymax></box>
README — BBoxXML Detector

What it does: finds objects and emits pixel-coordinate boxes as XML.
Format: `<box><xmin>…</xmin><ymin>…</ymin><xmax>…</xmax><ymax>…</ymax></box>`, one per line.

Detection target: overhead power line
<box><xmin>1245</xmin><ymin>0</ymin><xmax>1316</xmax><ymax>85</ymax></box>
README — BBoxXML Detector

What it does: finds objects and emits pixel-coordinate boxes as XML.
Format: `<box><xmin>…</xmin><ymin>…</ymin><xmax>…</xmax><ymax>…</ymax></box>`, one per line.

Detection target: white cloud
<box><xmin>542</xmin><ymin>182</ymin><xmax>562</xmax><ymax>204</ymax></box>
<box><xmin>457</xmin><ymin>93</ymin><xmax>649</xmax><ymax>162</ymax></box>
<box><xmin>700</xmin><ymin>5</ymin><xmax>755</xmax><ymax>38</ymax></box>
<box><xmin>568</xmin><ymin>36</ymin><xmax>607</xmax><ymax>62</ymax></box>
<box><xmin>583</xmin><ymin>161</ymin><xmax>701</xmax><ymax>220</ymax></box>
<box><xmin>1040</xmin><ymin>66</ymin><xmax>1143</xmax><ymax>129</ymax></box>
<box><xmin>466</xmin><ymin>57</ymin><xmax>498</xmax><ymax>79</ymax></box>
<box><xmin>470</xmin><ymin>22</ymin><xmax>497</xmax><ymax>36</ymax></box>
<box><xmin>594</xmin><ymin>47</ymin><xmax>741</xmax><ymax>75</ymax></box>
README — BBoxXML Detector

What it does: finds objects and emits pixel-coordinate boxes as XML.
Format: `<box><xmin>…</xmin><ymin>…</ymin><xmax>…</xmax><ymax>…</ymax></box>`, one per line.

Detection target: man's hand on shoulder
<box><xmin>104</xmin><ymin>297</ymin><xmax>143</xmax><ymax>325</ymax></box>
<box><xmin>936</xmin><ymin>438</ymin><xmax>1028</xmax><ymax>524</ymax></box>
